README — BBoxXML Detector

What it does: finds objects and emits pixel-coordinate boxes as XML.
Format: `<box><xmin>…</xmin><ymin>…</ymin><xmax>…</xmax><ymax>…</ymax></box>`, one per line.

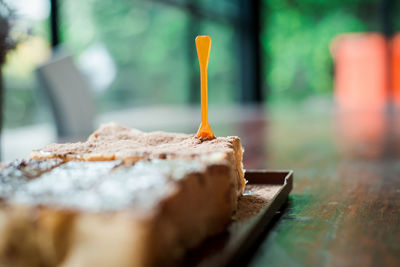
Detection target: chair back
<box><xmin>36</xmin><ymin>52</ymin><xmax>95</xmax><ymax>139</ymax></box>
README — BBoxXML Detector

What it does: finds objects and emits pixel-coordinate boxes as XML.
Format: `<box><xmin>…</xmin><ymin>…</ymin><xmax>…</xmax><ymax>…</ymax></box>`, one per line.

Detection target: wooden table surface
<box><xmin>7</xmin><ymin>103</ymin><xmax>398</xmax><ymax>266</ymax></box>
<box><xmin>211</xmin><ymin>104</ymin><xmax>400</xmax><ymax>267</ymax></box>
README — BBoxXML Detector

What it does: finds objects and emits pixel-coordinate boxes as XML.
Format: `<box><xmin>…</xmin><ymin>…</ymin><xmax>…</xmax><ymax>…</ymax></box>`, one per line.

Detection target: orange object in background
<box><xmin>331</xmin><ymin>33</ymin><xmax>388</xmax><ymax>110</ymax></box>
<box><xmin>391</xmin><ymin>34</ymin><xmax>400</xmax><ymax>105</ymax></box>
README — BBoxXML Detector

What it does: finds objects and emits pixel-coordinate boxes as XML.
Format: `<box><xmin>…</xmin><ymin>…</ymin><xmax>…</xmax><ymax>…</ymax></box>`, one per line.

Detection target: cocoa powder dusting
<box><xmin>235</xmin><ymin>185</ymin><xmax>282</xmax><ymax>221</ymax></box>
<box><xmin>31</xmin><ymin>123</ymin><xmax>240</xmax><ymax>160</ymax></box>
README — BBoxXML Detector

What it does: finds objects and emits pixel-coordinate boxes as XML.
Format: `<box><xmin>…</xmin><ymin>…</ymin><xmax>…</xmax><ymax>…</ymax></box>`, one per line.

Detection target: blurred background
<box><xmin>1</xmin><ymin>0</ymin><xmax>399</xmax><ymax>160</ymax></box>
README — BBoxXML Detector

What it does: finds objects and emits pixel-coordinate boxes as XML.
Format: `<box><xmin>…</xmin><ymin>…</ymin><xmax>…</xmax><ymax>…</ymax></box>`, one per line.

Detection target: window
<box><xmin>3</xmin><ymin>0</ymin><xmax>51</xmax><ymax>128</ymax></box>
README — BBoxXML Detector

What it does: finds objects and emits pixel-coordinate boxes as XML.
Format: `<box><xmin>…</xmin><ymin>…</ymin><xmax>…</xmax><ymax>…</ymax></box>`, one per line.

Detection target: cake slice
<box><xmin>0</xmin><ymin>159</ymin><xmax>236</xmax><ymax>267</ymax></box>
<box><xmin>31</xmin><ymin>123</ymin><xmax>246</xmax><ymax>196</ymax></box>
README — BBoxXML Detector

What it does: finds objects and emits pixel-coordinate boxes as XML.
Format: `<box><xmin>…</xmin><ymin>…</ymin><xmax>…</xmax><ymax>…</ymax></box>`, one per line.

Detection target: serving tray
<box><xmin>182</xmin><ymin>170</ymin><xmax>293</xmax><ymax>267</ymax></box>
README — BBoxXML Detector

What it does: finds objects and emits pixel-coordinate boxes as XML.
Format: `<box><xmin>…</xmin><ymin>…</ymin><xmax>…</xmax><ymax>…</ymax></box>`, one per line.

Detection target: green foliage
<box><xmin>264</xmin><ymin>0</ymin><xmax>376</xmax><ymax>102</ymax></box>
<box><xmin>3</xmin><ymin>0</ymin><xmax>396</xmax><ymax>128</ymax></box>
<box><xmin>62</xmin><ymin>0</ymin><xmax>237</xmax><ymax>111</ymax></box>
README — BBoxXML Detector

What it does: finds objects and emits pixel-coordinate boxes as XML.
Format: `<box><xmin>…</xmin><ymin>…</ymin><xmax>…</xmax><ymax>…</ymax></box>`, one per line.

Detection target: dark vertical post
<box><xmin>381</xmin><ymin>0</ymin><xmax>395</xmax><ymax>159</ymax></box>
<box><xmin>0</xmin><ymin>68</ymin><xmax>3</xmax><ymax>160</ymax></box>
<box><xmin>381</xmin><ymin>0</ymin><xmax>394</xmax><ymax>38</ymax></box>
<box><xmin>238</xmin><ymin>0</ymin><xmax>262</xmax><ymax>103</ymax></box>
<box><xmin>50</xmin><ymin>0</ymin><xmax>60</xmax><ymax>47</ymax></box>
<box><xmin>381</xmin><ymin>0</ymin><xmax>394</xmax><ymax>104</ymax></box>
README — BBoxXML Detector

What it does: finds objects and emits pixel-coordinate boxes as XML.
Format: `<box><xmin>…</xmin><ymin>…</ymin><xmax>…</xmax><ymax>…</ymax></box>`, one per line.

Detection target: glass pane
<box><xmin>201</xmin><ymin>20</ymin><xmax>237</xmax><ymax>104</ymax></box>
<box><xmin>61</xmin><ymin>0</ymin><xmax>237</xmax><ymax>113</ymax></box>
<box><xmin>263</xmin><ymin>0</ymin><xmax>382</xmax><ymax>102</ymax></box>
<box><xmin>3</xmin><ymin>0</ymin><xmax>51</xmax><ymax>128</ymax></box>
<box><xmin>62</xmin><ymin>0</ymin><xmax>191</xmax><ymax>112</ymax></box>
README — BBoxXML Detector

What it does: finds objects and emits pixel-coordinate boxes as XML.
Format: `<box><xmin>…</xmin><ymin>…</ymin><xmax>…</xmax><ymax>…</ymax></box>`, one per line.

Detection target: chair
<box><xmin>36</xmin><ymin>51</ymin><xmax>95</xmax><ymax>139</ymax></box>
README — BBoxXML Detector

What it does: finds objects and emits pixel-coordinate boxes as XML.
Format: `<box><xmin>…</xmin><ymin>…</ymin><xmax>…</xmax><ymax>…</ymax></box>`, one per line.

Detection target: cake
<box><xmin>31</xmin><ymin>123</ymin><xmax>246</xmax><ymax>196</ymax></box>
<box><xmin>0</xmin><ymin>124</ymin><xmax>246</xmax><ymax>266</ymax></box>
<box><xmin>0</xmin><ymin>159</ymin><xmax>236</xmax><ymax>266</ymax></box>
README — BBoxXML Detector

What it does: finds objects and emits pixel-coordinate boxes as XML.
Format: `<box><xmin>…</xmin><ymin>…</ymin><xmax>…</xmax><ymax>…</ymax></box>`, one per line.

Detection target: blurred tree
<box><xmin>263</xmin><ymin>0</ymin><xmax>379</xmax><ymax>102</ymax></box>
<box><xmin>2</xmin><ymin>0</ymin><xmax>399</xmax><ymax>129</ymax></box>
<box><xmin>61</xmin><ymin>0</ymin><xmax>237</xmax><ymax>112</ymax></box>
<box><xmin>2</xmin><ymin>0</ymin><xmax>50</xmax><ymax>128</ymax></box>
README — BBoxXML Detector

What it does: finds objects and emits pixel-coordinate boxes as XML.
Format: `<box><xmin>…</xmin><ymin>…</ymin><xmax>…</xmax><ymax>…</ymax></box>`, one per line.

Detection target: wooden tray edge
<box><xmin>221</xmin><ymin>170</ymin><xmax>294</xmax><ymax>266</ymax></box>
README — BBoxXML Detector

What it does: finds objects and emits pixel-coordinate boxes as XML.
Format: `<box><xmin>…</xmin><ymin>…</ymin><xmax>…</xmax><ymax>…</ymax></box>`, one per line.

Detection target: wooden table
<box><xmin>6</xmin><ymin>103</ymin><xmax>398</xmax><ymax>266</ymax></box>
<box><xmin>210</xmin><ymin>104</ymin><xmax>400</xmax><ymax>267</ymax></box>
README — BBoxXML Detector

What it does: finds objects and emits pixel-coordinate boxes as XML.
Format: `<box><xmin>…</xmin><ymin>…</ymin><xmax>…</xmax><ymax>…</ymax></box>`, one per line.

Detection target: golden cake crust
<box><xmin>0</xmin><ymin>160</ymin><xmax>235</xmax><ymax>267</ymax></box>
